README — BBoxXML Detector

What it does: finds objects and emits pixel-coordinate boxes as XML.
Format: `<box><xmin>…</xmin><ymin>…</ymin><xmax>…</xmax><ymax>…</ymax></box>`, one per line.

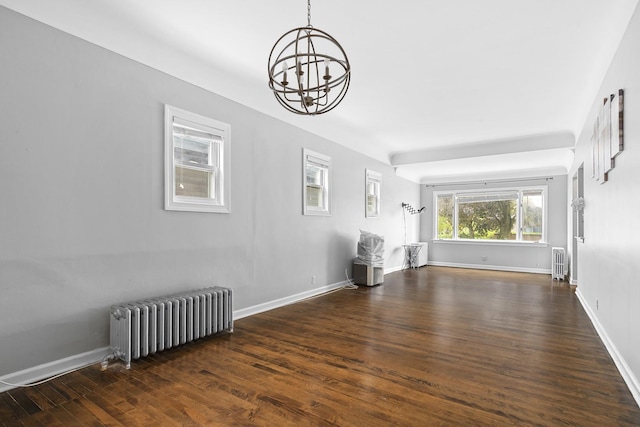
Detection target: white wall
<box><xmin>567</xmin><ymin>2</ymin><xmax>640</xmax><ymax>403</ymax></box>
<box><xmin>0</xmin><ymin>7</ymin><xmax>420</xmax><ymax>377</ymax></box>
<box><xmin>419</xmin><ymin>176</ymin><xmax>568</xmax><ymax>273</ymax></box>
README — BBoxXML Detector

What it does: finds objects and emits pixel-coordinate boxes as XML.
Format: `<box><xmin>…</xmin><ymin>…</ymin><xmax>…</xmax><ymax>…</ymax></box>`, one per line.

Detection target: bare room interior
<box><xmin>1</xmin><ymin>1</ymin><xmax>640</xmax><ymax>425</ymax></box>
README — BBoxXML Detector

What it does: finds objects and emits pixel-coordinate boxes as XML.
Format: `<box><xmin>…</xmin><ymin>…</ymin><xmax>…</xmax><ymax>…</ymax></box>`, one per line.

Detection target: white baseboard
<box><xmin>428</xmin><ymin>261</ymin><xmax>550</xmax><ymax>275</ymax></box>
<box><xmin>384</xmin><ymin>265</ymin><xmax>403</xmax><ymax>274</ymax></box>
<box><xmin>575</xmin><ymin>289</ymin><xmax>640</xmax><ymax>407</ymax></box>
<box><xmin>0</xmin><ymin>346</ymin><xmax>111</xmax><ymax>393</ymax></box>
<box><xmin>234</xmin><ymin>267</ymin><xmax>409</xmax><ymax>320</ymax></box>
<box><xmin>233</xmin><ymin>280</ymin><xmax>349</xmax><ymax>320</ymax></box>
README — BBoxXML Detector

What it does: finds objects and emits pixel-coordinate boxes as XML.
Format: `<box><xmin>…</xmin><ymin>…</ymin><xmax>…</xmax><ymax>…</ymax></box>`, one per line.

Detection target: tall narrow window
<box><xmin>303</xmin><ymin>149</ymin><xmax>331</xmax><ymax>216</ymax></box>
<box><xmin>436</xmin><ymin>194</ymin><xmax>454</xmax><ymax>239</ymax></box>
<box><xmin>165</xmin><ymin>105</ymin><xmax>230</xmax><ymax>213</ymax></box>
<box><xmin>365</xmin><ymin>169</ymin><xmax>381</xmax><ymax>217</ymax></box>
<box><xmin>521</xmin><ymin>190</ymin><xmax>544</xmax><ymax>242</ymax></box>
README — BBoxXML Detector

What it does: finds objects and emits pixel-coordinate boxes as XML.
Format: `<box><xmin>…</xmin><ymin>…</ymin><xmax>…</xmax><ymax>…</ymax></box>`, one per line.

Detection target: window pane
<box><xmin>522</xmin><ymin>191</ymin><xmax>543</xmax><ymax>241</ymax></box>
<box><xmin>307</xmin><ymin>164</ymin><xmax>325</xmax><ymax>186</ymax></box>
<box><xmin>173</xmin><ymin>124</ymin><xmax>220</xmax><ymax>201</ymax></box>
<box><xmin>175</xmin><ymin>166</ymin><xmax>214</xmax><ymax>199</ymax></box>
<box><xmin>303</xmin><ymin>149</ymin><xmax>331</xmax><ymax>216</ymax></box>
<box><xmin>306</xmin><ymin>161</ymin><xmax>328</xmax><ymax>210</ymax></box>
<box><xmin>367</xmin><ymin>181</ymin><xmax>379</xmax><ymax>215</ymax></box>
<box><xmin>437</xmin><ymin>194</ymin><xmax>454</xmax><ymax>239</ymax></box>
<box><xmin>458</xmin><ymin>193</ymin><xmax>517</xmax><ymax>240</ymax></box>
<box><xmin>306</xmin><ymin>185</ymin><xmax>324</xmax><ymax>208</ymax></box>
<box><xmin>174</xmin><ymin>138</ymin><xmax>220</xmax><ymax>167</ymax></box>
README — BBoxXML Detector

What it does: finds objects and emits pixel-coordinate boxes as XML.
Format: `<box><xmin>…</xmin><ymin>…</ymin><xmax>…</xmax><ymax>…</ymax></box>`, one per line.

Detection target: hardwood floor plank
<box><xmin>6</xmin><ymin>389</ymin><xmax>41</xmax><ymax>417</ymax></box>
<box><xmin>29</xmin><ymin>384</ymin><xmax>68</xmax><ymax>407</ymax></box>
<box><xmin>29</xmin><ymin>410</ymin><xmax>65</xmax><ymax>427</ymax></box>
<box><xmin>42</xmin><ymin>405</ymin><xmax>81</xmax><ymax>426</ymax></box>
<box><xmin>19</xmin><ymin>388</ymin><xmax>54</xmax><ymax>413</ymax></box>
<box><xmin>45</xmin><ymin>382</ymin><xmax>81</xmax><ymax>403</ymax></box>
<box><xmin>59</xmin><ymin>399</ymin><xmax>104</xmax><ymax>427</ymax></box>
<box><xmin>0</xmin><ymin>393</ymin><xmax>23</xmax><ymax>425</ymax></box>
<box><xmin>0</xmin><ymin>392</ymin><xmax>29</xmax><ymax>422</ymax></box>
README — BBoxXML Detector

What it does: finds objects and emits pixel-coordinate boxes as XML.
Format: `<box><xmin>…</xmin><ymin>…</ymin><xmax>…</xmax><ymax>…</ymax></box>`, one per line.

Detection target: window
<box><xmin>165</xmin><ymin>105</ymin><xmax>230</xmax><ymax>213</ymax></box>
<box><xmin>521</xmin><ymin>190</ymin><xmax>544</xmax><ymax>241</ymax></box>
<box><xmin>303</xmin><ymin>149</ymin><xmax>331</xmax><ymax>216</ymax></box>
<box><xmin>436</xmin><ymin>194</ymin><xmax>454</xmax><ymax>239</ymax></box>
<box><xmin>434</xmin><ymin>187</ymin><xmax>546</xmax><ymax>243</ymax></box>
<box><xmin>365</xmin><ymin>169</ymin><xmax>381</xmax><ymax>217</ymax></box>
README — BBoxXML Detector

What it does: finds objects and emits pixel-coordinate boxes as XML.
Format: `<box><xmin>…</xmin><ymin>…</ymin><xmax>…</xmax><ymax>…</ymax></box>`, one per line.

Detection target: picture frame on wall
<box><xmin>365</xmin><ymin>169</ymin><xmax>381</xmax><ymax>218</ymax></box>
<box><xmin>600</xmin><ymin>96</ymin><xmax>612</xmax><ymax>178</ymax></box>
<box><xmin>591</xmin><ymin>89</ymin><xmax>625</xmax><ymax>184</ymax></box>
<box><xmin>611</xmin><ymin>89</ymin><xmax>624</xmax><ymax>159</ymax></box>
<box><xmin>591</xmin><ymin>119</ymin><xmax>598</xmax><ymax>180</ymax></box>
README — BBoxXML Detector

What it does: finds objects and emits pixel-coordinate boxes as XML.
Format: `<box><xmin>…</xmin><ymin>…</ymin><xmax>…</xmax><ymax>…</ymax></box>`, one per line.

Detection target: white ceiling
<box><xmin>2</xmin><ymin>0</ymin><xmax>638</xmax><ymax>183</ymax></box>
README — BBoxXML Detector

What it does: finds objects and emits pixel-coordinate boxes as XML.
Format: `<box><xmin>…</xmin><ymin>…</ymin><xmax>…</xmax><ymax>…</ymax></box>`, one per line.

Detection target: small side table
<box><xmin>402</xmin><ymin>244</ymin><xmax>423</xmax><ymax>269</ymax></box>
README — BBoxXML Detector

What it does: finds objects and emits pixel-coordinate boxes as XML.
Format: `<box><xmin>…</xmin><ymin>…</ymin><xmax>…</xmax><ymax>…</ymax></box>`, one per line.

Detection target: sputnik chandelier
<box><xmin>267</xmin><ymin>0</ymin><xmax>351</xmax><ymax>115</ymax></box>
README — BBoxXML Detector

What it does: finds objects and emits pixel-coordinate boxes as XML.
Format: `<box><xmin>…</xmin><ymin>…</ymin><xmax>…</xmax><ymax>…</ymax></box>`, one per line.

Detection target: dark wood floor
<box><xmin>2</xmin><ymin>267</ymin><xmax>639</xmax><ymax>426</ymax></box>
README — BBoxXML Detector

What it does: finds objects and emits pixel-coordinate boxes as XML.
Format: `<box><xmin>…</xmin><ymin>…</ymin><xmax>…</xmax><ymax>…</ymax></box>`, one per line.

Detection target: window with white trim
<box><xmin>303</xmin><ymin>149</ymin><xmax>331</xmax><ymax>216</ymax></box>
<box><xmin>365</xmin><ymin>169</ymin><xmax>381</xmax><ymax>217</ymax></box>
<box><xmin>434</xmin><ymin>186</ymin><xmax>547</xmax><ymax>242</ymax></box>
<box><xmin>164</xmin><ymin>105</ymin><xmax>230</xmax><ymax>213</ymax></box>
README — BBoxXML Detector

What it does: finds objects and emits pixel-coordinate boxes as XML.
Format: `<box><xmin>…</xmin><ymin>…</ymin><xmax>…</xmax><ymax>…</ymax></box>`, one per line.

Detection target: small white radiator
<box><xmin>417</xmin><ymin>242</ymin><xmax>429</xmax><ymax>267</ymax></box>
<box><xmin>110</xmin><ymin>286</ymin><xmax>233</xmax><ymax>368</ymax></box>
<box><xmin>552</xmin><ymin>247</ymin><xmax>565</xmax><ymax>280</ymax></box>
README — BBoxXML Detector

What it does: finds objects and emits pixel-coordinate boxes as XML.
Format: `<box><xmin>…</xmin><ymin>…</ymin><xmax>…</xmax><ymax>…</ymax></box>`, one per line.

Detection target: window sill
<box><xmin>304</xmin><ymin>209</ymin><xmax>331</xmax><ymax>217</ymax></box>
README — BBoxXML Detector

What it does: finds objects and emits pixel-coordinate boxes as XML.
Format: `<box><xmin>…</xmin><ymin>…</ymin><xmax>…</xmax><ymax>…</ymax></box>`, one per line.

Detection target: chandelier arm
<box><xmin>275</xmin><ymin>94</ymin><xmax>304</xmax><ymax>115</ymax></box>
<box><xmin>319</xmin><ymin>80</ymin><xmax>350</xmax><ymax>114</ymax></box>
<box><xmin>267</xmin><ymin>38</ymin><xmax>292</xmax><ymax>90</ymax></box>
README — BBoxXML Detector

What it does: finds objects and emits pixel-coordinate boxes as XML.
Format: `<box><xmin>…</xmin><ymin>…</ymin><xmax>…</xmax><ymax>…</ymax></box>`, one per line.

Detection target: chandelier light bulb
<box><xmin>281</xmin><ymin>61</ymin><xmax>288</xmax><ymax>85</ymax></box>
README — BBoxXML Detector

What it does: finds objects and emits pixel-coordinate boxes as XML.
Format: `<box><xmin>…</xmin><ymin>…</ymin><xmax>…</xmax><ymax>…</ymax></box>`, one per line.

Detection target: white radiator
<box><xmin>110</xmin><ymin>286</ymin><xmax>233</xmax><ymax>368</ymax></box>
<box><xmin>552</xmin><ymin>247</ymin><xmax>565</xmax><ymax>280</ymax></box>
<box><xmin>417</xmin><ymin>242</ymin><xmax>429</xmax><ymax>267</ymax></box>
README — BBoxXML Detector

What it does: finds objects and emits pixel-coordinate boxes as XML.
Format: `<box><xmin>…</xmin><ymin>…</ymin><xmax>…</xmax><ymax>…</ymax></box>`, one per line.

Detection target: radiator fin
<box><xmin>110</xmin><ymin>286</ymin><xmax>233</xmax><ymax>368</ymax></box>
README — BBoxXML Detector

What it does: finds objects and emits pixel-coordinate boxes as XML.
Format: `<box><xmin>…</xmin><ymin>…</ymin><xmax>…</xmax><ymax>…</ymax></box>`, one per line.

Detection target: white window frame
<box><xmin>433</xmin><ymin>186</ymin><xmax>548</xmax><ymax>244</ymax></box>
<box><xmin>365</xmin><ymin>169</ymin><xmax>381</xmax><ymax>218</ymax></box>
<box><xmin>164</xmin><ymin>105</ymin><xmax>230</xmax><ymax>213</ymax></box>
<box><xmin>303</xmin><ymin>148</ymin><xmax>331</xmax><ymax>216</ymax></box>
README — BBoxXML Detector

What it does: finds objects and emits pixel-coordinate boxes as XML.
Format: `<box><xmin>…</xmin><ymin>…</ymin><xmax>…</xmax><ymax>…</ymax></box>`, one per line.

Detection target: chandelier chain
<box><xmin>307</xmin><ymin>0</ymin><xmax>311</xmax><ymax>26</ymax></box>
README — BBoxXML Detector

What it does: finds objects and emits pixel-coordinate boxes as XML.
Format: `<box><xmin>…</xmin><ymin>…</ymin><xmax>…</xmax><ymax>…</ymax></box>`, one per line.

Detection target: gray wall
<box><xmin>0</xmin><ymin>7</ymin><xmax>420</xmax><ymax>376</ymax></box>
<box><xmin>568</xmin><ymin>1</ymin><xmax>640</xmax><ymax>399</ymax></box>
<box><xmin>419</xmin><ymin>176</ymin><xmax>568</xmax><ymax>273</ymax></box>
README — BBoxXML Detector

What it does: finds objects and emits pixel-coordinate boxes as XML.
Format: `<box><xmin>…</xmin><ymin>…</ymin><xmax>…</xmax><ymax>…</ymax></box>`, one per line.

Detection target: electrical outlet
<box><xmin>311</xmin><ymin>275</ymin><xmax>316</xmax><ymax>284</ymax></box>
<box><xmin>481</xmin><ymin>256</ymin><xmax>488</xmax><ymax>261</ymax></box>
